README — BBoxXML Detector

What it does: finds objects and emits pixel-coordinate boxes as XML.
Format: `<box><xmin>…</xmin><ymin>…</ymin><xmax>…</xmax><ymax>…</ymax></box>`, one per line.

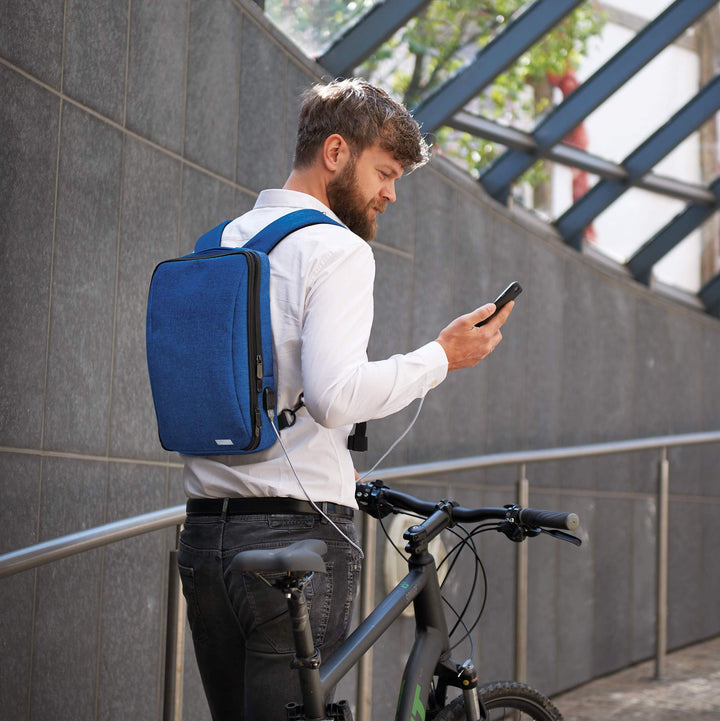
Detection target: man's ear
<box><xmin>322</xmin><ymin>134</ymin><xmax>351</xmax><ymax>172</ymax></box>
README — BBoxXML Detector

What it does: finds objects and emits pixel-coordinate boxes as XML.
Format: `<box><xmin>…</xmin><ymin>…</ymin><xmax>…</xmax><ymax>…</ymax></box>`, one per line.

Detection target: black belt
<box><xmin>186</xmin><ymin>497</ymin><xmax>354</xmax><ymax>519</ymax></box>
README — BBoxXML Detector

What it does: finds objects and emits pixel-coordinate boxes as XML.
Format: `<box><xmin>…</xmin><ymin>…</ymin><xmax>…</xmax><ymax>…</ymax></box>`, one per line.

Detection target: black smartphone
<box><xmin>475</xmin><ymin>281</ymin><xmax>522</xmax><ymax>327</ymax></box>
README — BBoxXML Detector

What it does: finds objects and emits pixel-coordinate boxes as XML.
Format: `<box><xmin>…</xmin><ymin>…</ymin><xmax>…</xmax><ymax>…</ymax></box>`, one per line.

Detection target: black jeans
<box><xmin>177</xmin><ymin>510</ymin><xmax>361</xmax><ymax>721</ymax></box>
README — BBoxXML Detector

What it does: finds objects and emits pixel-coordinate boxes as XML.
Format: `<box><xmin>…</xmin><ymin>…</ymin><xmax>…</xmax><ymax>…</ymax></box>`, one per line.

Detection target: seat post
<box><xmin>285</xmin><ymin>580</ymin><xmax>325</xmax><ymax>720</ymax></box>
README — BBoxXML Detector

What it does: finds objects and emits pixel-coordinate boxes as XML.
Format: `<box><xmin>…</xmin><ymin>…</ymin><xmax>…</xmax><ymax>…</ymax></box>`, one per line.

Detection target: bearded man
<box><xmin>177</xmin><ymin>78</ymin><xmax>514</xmax><ymax>721</ymax></box>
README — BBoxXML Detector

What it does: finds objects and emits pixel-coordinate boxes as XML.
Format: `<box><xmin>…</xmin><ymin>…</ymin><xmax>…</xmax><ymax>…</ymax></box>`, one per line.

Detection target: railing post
<box><xmin>356</xmin><ymin>512</ymin><xmax>377</xmax><ymax>721</ymax></box>
<box><xmin>655</xmin><ymin>447</ymin><xmax>670</xmax><ymax>680</ymax></box>
<box><xmin>164</xmin><ymin>525</ymin><xmax>186</xmax><ymax>721</ymax></box>
<box><xmin>515</xmin><ymin>465</ymin><xmax>529</xmax><ymax>684</ymax></box>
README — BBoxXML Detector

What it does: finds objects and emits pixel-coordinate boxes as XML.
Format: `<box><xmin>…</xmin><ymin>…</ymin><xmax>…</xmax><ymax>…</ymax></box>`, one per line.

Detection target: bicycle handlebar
<box><xmin>355</xmin><ymin>481</ymin><xmax>580</xmax><ymax>532</ymax></box>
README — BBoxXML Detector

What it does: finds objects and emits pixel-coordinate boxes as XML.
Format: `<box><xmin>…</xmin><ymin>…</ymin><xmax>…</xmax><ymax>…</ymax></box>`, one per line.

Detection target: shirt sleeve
<box><xmin>301</xmin><ymin>239</ymin><xmax>449</xmax><ymax>428</ymax></box>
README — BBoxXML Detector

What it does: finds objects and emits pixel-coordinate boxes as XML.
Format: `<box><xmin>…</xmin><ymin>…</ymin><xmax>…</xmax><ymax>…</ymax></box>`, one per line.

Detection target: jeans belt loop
<box><xmin>221</xmin><ymin>497</ymin><xmax>229</xmax><ymax>521</ymax></box>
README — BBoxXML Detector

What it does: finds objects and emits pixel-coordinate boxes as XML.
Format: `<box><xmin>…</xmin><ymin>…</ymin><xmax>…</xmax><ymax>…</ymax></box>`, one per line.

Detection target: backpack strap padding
<box><xmin>244</xmin><ymin>209</ymin><xmax>343</xmax><ymax>254</ymax></box>
<box><xmin>194</xmin><ymin>220</ymin><xmax>233</xmax><ymax>252</ymax></box>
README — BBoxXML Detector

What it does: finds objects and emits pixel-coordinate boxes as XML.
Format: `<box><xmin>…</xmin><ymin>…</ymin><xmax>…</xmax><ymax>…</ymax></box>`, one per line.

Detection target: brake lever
<box><xmin>540</xmin><ymin>528</ymin><xmax>582</xmax><ymax>546</ymax></box>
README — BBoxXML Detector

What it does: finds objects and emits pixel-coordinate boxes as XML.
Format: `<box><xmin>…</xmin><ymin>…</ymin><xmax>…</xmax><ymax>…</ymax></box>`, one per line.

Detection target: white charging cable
<box><xmin>356</xmin><ymin>396</ymin><xmax>424</xmax><ymax>482</ymax></box>
<box><xmin>268</xmin><ymin>414</ymin><xmax>365</xmax><ymax>559</ymax></box>
<box><xmin>268</xmin><ymin>395</ymin><xmax>426</xmax><ymax>559</ymax></box>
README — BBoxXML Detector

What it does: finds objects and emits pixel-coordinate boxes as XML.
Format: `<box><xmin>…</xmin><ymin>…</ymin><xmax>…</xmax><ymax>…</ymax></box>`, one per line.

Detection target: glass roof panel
<box><xmin>264</xmin><ymin>0</ymin><xmax>380</xmax><ymax>58</ymax></box>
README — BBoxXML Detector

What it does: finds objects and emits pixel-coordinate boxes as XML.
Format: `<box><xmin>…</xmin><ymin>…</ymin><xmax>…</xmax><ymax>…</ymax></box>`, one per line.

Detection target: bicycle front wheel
<box><xmin>433</xmin><ymin>681</ymin><xmax>563</xmax><ymax>721</ymax></box>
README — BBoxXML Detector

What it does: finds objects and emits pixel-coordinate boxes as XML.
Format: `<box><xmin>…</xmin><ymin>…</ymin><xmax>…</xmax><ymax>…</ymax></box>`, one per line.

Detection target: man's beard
<box><xmin>327</xmin><ymin>158</ymin><xmax>382</xmax><ymax>242</ymax></box>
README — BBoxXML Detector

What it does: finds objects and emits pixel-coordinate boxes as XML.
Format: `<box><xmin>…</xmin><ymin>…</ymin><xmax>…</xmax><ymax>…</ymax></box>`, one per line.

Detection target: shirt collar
<box><xmin>254</xmin><ymin>189</ymin><xmax>344</xmax><ymax>225</ymax></box>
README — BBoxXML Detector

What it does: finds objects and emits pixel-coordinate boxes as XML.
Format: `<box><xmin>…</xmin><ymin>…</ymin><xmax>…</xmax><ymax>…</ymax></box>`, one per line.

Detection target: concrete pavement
<box><xmin>552</xmin><ymin>636</ymin><xmax>720</xmax><ymax>721</ymax></box>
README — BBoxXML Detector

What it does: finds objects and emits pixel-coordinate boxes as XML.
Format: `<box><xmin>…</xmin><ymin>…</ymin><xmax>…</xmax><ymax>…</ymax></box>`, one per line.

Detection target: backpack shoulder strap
<box><xmin>244</xmin><ymin>209</ymin><xmax>343</xmax><ymax>255</ymax></box>
<box><xmin>194</xmin><ymin>220</ymin><xmax>233</xmax><ymax>253</ymax></box>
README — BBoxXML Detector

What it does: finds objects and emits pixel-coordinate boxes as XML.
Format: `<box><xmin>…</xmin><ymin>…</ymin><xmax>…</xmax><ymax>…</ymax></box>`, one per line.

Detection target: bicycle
<box><xmin>230</xmin><ymin>479</ymin><xmax>582</xmax><ymax>721</ymax></box>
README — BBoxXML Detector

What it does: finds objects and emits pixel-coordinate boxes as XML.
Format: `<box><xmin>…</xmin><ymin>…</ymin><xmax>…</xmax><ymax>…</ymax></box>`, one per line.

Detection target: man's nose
<box><xmin>382</xmin><ymin>180</ymin><xmax>396</xmax><ymax>203</ymax></box>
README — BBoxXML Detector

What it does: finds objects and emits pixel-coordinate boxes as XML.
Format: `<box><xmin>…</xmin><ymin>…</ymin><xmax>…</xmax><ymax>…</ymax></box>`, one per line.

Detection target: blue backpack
<box><xmin>146</xmin><ymin>209</ymin><xmax>342</xmax><ymax>455</ymax></box>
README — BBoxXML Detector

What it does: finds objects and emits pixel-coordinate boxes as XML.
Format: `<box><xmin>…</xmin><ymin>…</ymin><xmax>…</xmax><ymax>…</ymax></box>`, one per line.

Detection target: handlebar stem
<box><xmin>403</xmin><ymin>504</ymin><xmax>456</xmax><ymax>556</ymax></box>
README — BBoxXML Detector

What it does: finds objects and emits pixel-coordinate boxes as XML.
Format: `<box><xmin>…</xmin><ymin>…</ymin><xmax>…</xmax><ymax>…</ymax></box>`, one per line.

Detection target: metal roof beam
<box><xmin>411</xmin><ymin>0</ymin><xmax>584</xmax><ymax>133</ymax></box>
<box><xmin>447</xmin><ymin>110</ymin><xmax>716</xmax><ymax>204</ymax></box>
<box><xmin>480</xmin><ymin>0</ymin><xmax>719</xmax><ymax>203</ymax></box>
<box><xmin>555</xmin><ymin>73</ymin><xmax>720</xmax><ymax>248</ymax></box>
<box><xmin>627</xmin><ymin>177</ymin><xmax>720</xmax><ymax>285</ymax></box>
<box><xmin>700</xmin><ymin>272</ymin><xmax>720</xmax><ymax>317</ymax></box>
<box><xmin>317</xmin><ymin>0</ymin><xmax>432</xmax><ymax>78</ymax></box>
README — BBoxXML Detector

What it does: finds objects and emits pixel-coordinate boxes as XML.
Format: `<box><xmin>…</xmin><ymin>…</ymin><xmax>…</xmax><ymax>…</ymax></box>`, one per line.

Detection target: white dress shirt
<box><xmin>182</xmin><ymin>189</ymin><xmax>448</xmax><ymax>507</ymax></box>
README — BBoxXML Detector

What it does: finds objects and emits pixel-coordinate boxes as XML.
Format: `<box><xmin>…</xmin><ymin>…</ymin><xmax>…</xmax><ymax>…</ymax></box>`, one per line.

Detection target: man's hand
<box><xmin>435</xmin><ymin>301</ymin><xmax>515</xmax><ymax>372</ymax></box>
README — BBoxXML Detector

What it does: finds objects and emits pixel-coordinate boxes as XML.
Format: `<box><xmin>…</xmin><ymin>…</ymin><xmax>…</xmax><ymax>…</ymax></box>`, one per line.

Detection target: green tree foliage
<box><xmin>266</xmin><ymin>0</ymin><xmax>605</xmax><ymax>183</ymax></box>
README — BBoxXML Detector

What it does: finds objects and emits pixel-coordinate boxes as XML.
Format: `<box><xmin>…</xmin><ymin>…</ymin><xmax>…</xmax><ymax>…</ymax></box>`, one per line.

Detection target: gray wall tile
<box><xmin>43</xmin><ymin>104</ymin><xmax>123</xmax><ymax>455</ymax></box>
<box><xmin>592</xmin><ymin>497</ymin><xmax>632</xmax><ymax>676</ymax></box>
<box><xmin>0</xmin><ymin>455</ymin><xmax>42</xmax><ymax>721</ymax></box>
<box><xmin>110</xmin><ymin>138</ymin><xmax>181</xmax><ymax>460</ymax></box>
<box><xmin>667</xmin><ymin>499</ymin><xmax>703</xmax><ymax>649</ymax></box>
<box><xmin>284</xmin><ymin>61</ymin><xmax>315</xmax><ymax>179</ymax></box>
<box><xmin>0</xmin><ymin>571</ymin><xmax>35</xmax><ymax>721</ymax></box>
<box><xmin>523</xmin><ymin>244</ymin><xmax>565</xmax><ymax>450</ymax></box>
<box><xmin>527</xmin><ymin>492</ymin><xmax>559</xmax><ymax>692</ymax></box>
<box><xmin>375</xmin><ymin>168</ymin><xmax>420</xmax><ymax>255</ymax></box>
<box><xmin>63</xmin><ymin>0</ymin><xmax>128</xmax><ymax>122</ymax></box>
<box><xmin>126</xmin><ymin>0</ymin><xmax>188</xmax><ymax>153</ymax></box>
<box><xmin>180</xmin><ymin>165</ymin><xmax>239</xmax><ymax>253</ymax></box>
<box><xmin>700</xmin><ymin>501</ymin><xmax>720</xmax><ymax>637</ymax></box>
<box><xmin>634</xmin><ymin>299</ymin><xmax>672</xmax><ymax>437</ymax></box>
<box><xmin>631</xmin><ymin>496</ymin><xmax>656</xmax><ymax>662</ymax></box>
<box><xmin>30</xmin><ymin>457</ymin><xmax>108</xmax><ymax>721</ymax></box>
<box><xmin>185</xmin><ymin>0</ymin><xmax>241</xmax><ymax>179</ymax></box>
<box><xmin>556</xmin><ymin>494</ymin><xmax>595</xmax><ymax>691</ymax></box>
<box><xmin>484</xmin><ymin>221</ymin><xmax>528</xmax><ymax>453</ymax></box>
<box><xmin>97</xmin><ymin>463</ymin><xmax>168</xmax><ymax>721</ymax></box>
<box><xmin>701</xmin><ymin>323</ymin><xmax>720</xmax><ymax>429</ymax></box>
<box><xmin>237</xmin><ymin>16</ymin><xmax>289</xmax><ymax>190</ymax></box>
<box><xmin>560</xmin><ymin>262</ymin><xmax>599</xmax><ymax>446</ymax></box>
<box><xmin>594</xmin><ymin>281</ymin><xmax>636</xmax><ymax>442</ymax></box>
<box><xmin>0</xmin><ymin>67</ymin><xmax>58</xmax><ymax>447</ymax></box>
<box><xmin>0</xmin><ymin>453</ymin><xmax>42</xmax><ymax>553</ymax></box>
<box><xmin>474</xmin><ymin>486</ymin><xmax>517</xmax><ymax>681</ymax></box>
<box><xmin>0</xmin><ymin>0</ymin><xmax>64</xmax><ymax>87</ymax></box>
<box><xmin>31</xmin><ymin>553</ymin><xmax>104</xmax><ymax>721</ymax></box>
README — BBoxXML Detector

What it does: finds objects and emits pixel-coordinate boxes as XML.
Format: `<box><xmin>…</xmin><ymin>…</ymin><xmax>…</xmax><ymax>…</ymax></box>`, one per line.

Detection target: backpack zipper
<box><xmin>243</xmin><ymin>251</ymin><xmax>263</xmax><ymax>451</ymax></box>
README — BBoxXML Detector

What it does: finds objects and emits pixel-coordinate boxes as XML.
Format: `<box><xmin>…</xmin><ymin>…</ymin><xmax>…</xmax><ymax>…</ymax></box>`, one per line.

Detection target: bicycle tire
<box><xmin>432</xmin><ymin>681</ymin><xmax>563</xmax><ymax>721</ymax></box>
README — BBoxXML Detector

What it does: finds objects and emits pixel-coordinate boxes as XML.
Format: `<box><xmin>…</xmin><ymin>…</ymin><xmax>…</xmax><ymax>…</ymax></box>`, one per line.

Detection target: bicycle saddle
<box><xmin>229</xmin><ymin>539</ymin><xmax>328</xmax><ymax>575</ymax></box>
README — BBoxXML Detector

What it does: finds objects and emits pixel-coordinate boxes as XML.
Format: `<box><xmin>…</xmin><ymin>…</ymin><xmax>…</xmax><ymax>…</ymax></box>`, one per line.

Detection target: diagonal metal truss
<box><xmin>700</xmin><ymin>267</ymin><xmax>720</xmax><ymax>317</ymax></box>
<box><xmin>317</xmin><ymin>0</ymin><xmax>432</xmax><ymax>78</ymax></box>
<box><xmin>628</xmin><ymin>177</ymin><xmax>720</xmax><ymax>289</ymax></box>
<box><xmin>410</xmin><ymin>0</ymin><xmax>584</xmax><ymax>133</ymax></box>
<box><xmin>447</xmin><ymin>110</ymin><xmax>716</xmax><ymax>206</ymax></box>
<box><xmin>310</xmin><ymin>0</ymin><xmax>720</xmax><ymax>313</ymax></box>
<box><xmin>479</xmin><ymin>0</ymin><xmax>718</xmax><ymax>201</ymax></box>
<box><xmin>554</xmin><ymin>74</ymin><xmax>720</xmax><ymax>248</ymax></box>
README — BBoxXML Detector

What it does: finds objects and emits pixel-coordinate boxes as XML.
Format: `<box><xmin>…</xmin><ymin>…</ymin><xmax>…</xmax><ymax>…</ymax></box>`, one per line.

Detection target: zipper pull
<box><xmin>256</xmin><ymin>355</ymin><xmax>264</xmax><ymax>393</ymax></box>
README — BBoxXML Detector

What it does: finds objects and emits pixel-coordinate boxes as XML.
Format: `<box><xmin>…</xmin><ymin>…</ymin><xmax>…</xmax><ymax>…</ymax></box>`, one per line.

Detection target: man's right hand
<box><xmin>435</xmin><ymin>301</ymin><xmax>514</xmax><ymax>372</ymax></box>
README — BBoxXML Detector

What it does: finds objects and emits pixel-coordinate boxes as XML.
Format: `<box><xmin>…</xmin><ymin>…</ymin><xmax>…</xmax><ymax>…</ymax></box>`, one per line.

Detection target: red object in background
<box><xmin>548</xmin><ymin>69</ymin><xmax>596</xmax><ymax>242</ymax></box>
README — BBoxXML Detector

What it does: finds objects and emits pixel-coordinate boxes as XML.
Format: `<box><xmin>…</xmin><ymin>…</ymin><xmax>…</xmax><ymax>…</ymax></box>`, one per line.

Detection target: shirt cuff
<box><xmin>413</xmin><ymin>340</ymin><xmax>449</xmax><ymax>391</ymax></box>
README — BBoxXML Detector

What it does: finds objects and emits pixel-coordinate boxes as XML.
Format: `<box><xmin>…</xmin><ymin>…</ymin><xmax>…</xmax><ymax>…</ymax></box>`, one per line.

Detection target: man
<box><xmin>177</xmin><ymin>78</ymin><xmax>514</xmax><ymax>721</ymax></box>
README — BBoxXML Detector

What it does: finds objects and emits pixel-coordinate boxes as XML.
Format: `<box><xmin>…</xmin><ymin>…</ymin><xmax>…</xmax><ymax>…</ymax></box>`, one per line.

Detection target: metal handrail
<box><xmin>2</xmin><ymin>429</ymin><xmax>720</xmax><ymax>578</ymax></box>
<box><xmin>3</xmin><ymin>429</ymin><xmax>720</xmax><ymax>721</ymax></box>
<box><xmin>0</xmin><ymin>505</ymin><xmax>185</xmax><ymax>579</ymax></box>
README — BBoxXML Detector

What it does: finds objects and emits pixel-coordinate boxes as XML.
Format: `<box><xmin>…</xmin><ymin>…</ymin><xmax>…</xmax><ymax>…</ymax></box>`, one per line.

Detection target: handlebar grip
<box><xmin>518</xmin><ymin>508</ymin><xmax>579</xmax><ymax>531</ymax></box>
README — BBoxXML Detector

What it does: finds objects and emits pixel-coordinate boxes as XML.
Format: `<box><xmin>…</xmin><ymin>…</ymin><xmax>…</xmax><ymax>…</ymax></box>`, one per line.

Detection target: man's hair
<box><xmin>294</xmin><ymin>78</ymin><xmax>431</xmax><ymax>172</ymax></box>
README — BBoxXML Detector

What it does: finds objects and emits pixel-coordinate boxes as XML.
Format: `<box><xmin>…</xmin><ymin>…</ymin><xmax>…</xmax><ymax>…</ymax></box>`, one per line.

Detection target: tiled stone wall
<box><xmin>1</xmin><ymin>1</ymin><xmax>719</xmax><ymax>719</ymax></box>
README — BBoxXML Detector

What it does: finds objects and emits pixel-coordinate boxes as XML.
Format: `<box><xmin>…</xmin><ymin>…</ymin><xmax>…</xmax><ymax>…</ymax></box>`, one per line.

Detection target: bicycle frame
<box><xmin>287</xmin><ymin>507</ymin><xmax>476</xmax><ymax>721</ymax></box>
